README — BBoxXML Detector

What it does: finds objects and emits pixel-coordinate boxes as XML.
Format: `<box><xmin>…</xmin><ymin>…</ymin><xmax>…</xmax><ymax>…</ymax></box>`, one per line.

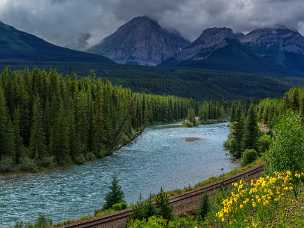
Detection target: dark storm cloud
<box><xmin>0</xmin><ymin>0</ymin><xmax>304</xmax><ymax>50</ymax></box>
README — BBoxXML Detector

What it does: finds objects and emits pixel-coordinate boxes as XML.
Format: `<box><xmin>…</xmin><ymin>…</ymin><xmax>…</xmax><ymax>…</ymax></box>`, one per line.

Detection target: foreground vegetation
<box><xmin>125</xmin><ymin>172</ymin><xmax>304</xmax><ymax>228</ymax></box>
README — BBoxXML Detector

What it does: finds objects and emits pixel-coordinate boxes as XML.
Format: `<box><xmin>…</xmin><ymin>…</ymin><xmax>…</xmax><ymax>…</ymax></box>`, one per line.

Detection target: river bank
<box><xmin>0</xmin><ymin>129</ymin><xmax>142</xmax><ymax>177</ymax></box>
<box><xmin>0</xmin><ymin>121</ymin><xmax>186</xmax><ymax>177</ymax></box>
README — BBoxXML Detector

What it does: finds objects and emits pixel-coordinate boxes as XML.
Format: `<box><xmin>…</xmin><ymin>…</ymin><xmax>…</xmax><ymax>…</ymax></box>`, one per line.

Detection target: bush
<box><xmin>265</xmin><ymin>111</ymin><xmax>304</xmax><ymax>173</ymax></box>
<box><xmin>216</xmin><ymin>171</ymin><xmax>304</xmax><ymax>226</ymax></box>
<box><xmin>112</xmin><ymin>202</ymin><xmax>127</xmax><ymax>211</ymax></box>
<box><xmin>128</xmin><ymin>216</ymin><xmax>197</xmax><ymax>228</ymax></box>
<box><xmin>19</xmin><ymin>155</ymin><xmax>38</xmax><ymax>172</ymax></box>
<box><xmin>37</xmin><ymin>155</ymin><xmax>55</xmax><ymax>168</ymax></box>
<box><xmin>128</xmin><ymin>216</ymin><xmax>166</xmax><ymax>228</ymax></box>
<box><xmin>0</xmin><ymin>156</ymin><xmax>15</xmax><ymax>172</ymax></box>
<box><xmin>155</xmin><ymin>188</ymin><xmax>172</xmax><ymax>220</ymax></box>
<box><xmin>132</xmin><ymin>196</ymin><xmax>157</xmax><ymax>221</ymax></box>
<box><xmin>15</xmin><ymin>215</ymin><xmax>52</xmax><ymax>228</ymax></box>
<box><xmin>132</xmin><ymin>188</ymin><xmax>172</xmax><ymax>221</ymax></box>
<box><xmin>256</xmin><ymin>134</ymin><xmax>272</xmax><ymax>154</ymax></box>
<box><xmin>197</xmin><ymin>194</ymin><xmax>209</xmax><ymax>222</ymax></box>
<box><xmin>241</xmin><ymin>149</ymin><xmax>258</xmax><ymax>166</ymax></box>
<box><xmin>85</xmin><ymin>152</ymin><xmax>96</xmax><ymax>161</ymax></box>
<box><xmin>168</xmin><ymin>216</ymin><xmax>197</xmax><ymax>227</ymax></box>
<box><xmin>73</xmin><ymin>154</ymin><xmax>85</xmax><ymax>165</ymax></box>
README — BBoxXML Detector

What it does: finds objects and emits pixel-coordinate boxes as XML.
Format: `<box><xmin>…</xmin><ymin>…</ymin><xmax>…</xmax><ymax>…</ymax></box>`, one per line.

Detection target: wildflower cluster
<box><xmin>216</xmin><ymin>171</ymin><xmax>304</xmax><ymax>223</ymax></box>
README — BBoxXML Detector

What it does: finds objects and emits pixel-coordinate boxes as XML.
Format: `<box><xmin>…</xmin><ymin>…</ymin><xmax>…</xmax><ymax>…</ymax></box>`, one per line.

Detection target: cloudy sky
<box><xmin>0</xmin><ymin>0</ymin><xmax>304</xmax><ymax>50</ymax></box>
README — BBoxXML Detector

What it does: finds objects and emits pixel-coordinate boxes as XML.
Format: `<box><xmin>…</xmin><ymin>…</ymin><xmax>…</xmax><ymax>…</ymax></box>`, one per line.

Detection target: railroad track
<box><xmin>63</xmin><ymin>165</ymin><xmax>264</xmax><ymax>228</ymax></box>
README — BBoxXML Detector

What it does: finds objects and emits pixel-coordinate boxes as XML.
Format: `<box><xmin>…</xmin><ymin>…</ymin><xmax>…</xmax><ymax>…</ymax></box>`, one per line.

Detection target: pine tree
<box><xmin>155</xmin><ymin>188</ymin><xmax>172</xmax><ymax>220</ymax></box>
<box><xmin>197</xmin><ymin>194</ymin><xmax>209</xmax><ymax>222</ymax></box>
<box><xmin>50</xmin><ymin>103</ymin><xmax>71</xmax><ymax>165</ymax></box>
<box><xmin>226</xmin><ymin>109</ymin><xmax>244</xmax><ymax>159</ymax></box>
<box><xmin>70</xmin><ymin>110</ymin><xmax>85</xmax><ymax>164</ymax></box>
<box><xmin>29</xmin><ymin>97</ymin><xmax>49</xmax><ymax>167</ymax></box>
<box><xmin>13</xmin><ymin>108</ymin><xmax>25</xmax><ymax>164</ymax></box>
<box><xmin>103</xmin><ymin>176</ymin><xmax>126</xmax><ymax>210</ymax></box>
<box><xmin>132</xmin><ymin>194</ymin><xmax>157</xmax><ymax>220</ymax></box>
<box><xmin>0</xmin><ymin>85</ymin><xmax>15</xmax><ymax>162</ymax></box>
<box><xmin>199</xmin><ymin>102</ymin><xmax>209</xmax><ymax>122</ymax></box>
<box><xmin>241</xmin><ymin>105</ymin><xmax>259</xmax><ymax>151</ymax></box>
<box><xmin>91</xmin><ymin>88</ymin><xmax>105</xmax><ymax>156</ymax></box>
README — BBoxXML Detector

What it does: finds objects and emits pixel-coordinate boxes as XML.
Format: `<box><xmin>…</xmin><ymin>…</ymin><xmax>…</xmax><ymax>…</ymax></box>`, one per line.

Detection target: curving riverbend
<box><xmin>0</xmin><ymin>123</ymin><xmax>237</xmax><ymax>227</ymax></box>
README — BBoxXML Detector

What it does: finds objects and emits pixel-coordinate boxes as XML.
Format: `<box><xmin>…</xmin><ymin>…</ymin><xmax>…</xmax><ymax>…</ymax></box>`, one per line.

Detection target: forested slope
<box><xmin>0</xmin><ymin>68</ymin><xmax>196</xmax><ymax>173</ymax></box>
<box><xmin>1</xmin><ymin>63</ymin><xmax>302</xmax><ymax>100</ymax></box>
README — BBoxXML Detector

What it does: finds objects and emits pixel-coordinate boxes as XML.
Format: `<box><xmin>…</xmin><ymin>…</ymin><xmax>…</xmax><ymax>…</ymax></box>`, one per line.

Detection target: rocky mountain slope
<box><xmin>163</xmin><ymin>26</ymin><xmax>304</xmax><ymax>75</ymax></box>
<box><xmin>88</xmin><ymin>16</ymin><xmax>190</xmax><ymax>66</ymax></box>
<box><xmin>240</xmin><ymin>26</ymin><xmax>304</xmax><ymax>74</ymax></box>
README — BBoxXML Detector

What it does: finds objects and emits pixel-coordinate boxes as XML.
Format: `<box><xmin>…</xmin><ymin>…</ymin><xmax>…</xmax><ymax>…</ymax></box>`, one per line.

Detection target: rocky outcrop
<box><xmin>88</xmin><ymin>16</ymin><xmax>190</xmax><ymax>66</ymax></box>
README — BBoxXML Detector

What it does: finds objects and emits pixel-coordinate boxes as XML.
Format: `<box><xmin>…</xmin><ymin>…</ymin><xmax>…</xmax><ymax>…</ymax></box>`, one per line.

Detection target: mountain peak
<box><xmin>89</xmin><ymin>16</ymin><xmax>190</xmax><ymax>65</ymax></box>
<box><xmin>241</xmin><ymin>25</ymin><xmax>304</xmax><ymax>48</ymax></box>
<box><xmin>130</xmin><ymin>16</ymin><xmax>157</xmax><ymax>23</ymax></box>
<box><xmin>244</xmin><ymin>25</ymin><xmax>299</xmax><ymax>38</ymax></box>
<box><xmin>202</xmin><ymin>27</ymin><xmax>234</xmax><ymax>34</ymax></box>
<box><xmin>191</xmin><ymin>27</ymin><xmax>237</xmax><ymax>48</ymax></box>
<box><xmin>124</xmin><ymin>16</ymin><xmax>160</xmax><ymax>28</ymax></box>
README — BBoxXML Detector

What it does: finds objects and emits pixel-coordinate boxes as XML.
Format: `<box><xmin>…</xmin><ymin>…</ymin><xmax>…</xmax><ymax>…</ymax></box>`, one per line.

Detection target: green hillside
<box><xmin>2</xmin><ymin>63</ymin><xmax>303</xmax><ymax>100</ymax></box>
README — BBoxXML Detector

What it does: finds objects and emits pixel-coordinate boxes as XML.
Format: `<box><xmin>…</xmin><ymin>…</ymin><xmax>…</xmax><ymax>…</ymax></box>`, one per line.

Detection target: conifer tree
<box><xmin>29</xmin><ymin>97</ymin><xmax>48</xmax><ymax>167</ymax></box>
<box><xmin>13</xmin><ymin>108</ymin><xmax>25</xmax><ymax>164</ymax></box>
<box><xmin>155</xmin><ymin>188</ymin><xmax>172</xmax><ymax>220</ymax></box>
<box><xmin>197</xmin><ymin>194</ymin><xmax>209</xmax><ymax>222</ymax></box>
<box><xmin>0</xmin><ymin>85</ymin><xmax>15</xmax><ymax>162</ymax></box>
<box><xmin>103</xmin><ymin>176</ymin><xmax>126</xmax><ymax>210</ymax></box>
<box><xmin>50</xmin><ymin>103</ymin><xmax>71</xmax><ymax>165</ymax></box>
<box><xmin>225</xmin><ymin>109</ymin><xmax>244</xmax><ymax>159</ymax></box>
<box><xmin>91</xmin><ymin>88</ymin><xmax>105</xmax><ymax>155</ymax></box>
<box><xmin>241</xmin><ymin>105</ymin><xmax>259</xmax><ymax>151</ymax></box>
<box><xmin>70</xmin><ymin>110</ymin><xmax>85</xmax><ymax>164</ymax></box>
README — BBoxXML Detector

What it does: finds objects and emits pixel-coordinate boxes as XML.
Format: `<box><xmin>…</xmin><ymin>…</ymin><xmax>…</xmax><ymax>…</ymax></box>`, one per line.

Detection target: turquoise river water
<box><xmin>0</xmin><ymin>122</ymin><xmax>237</xmax><ymax>226</ymax></box>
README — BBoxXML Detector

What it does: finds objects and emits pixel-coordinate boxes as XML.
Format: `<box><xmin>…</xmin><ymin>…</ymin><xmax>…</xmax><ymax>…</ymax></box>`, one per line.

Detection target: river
<box><xmin>0</xmin><ymin>122</ymin><xmax>237</xmax><ymax>226</ymax></box>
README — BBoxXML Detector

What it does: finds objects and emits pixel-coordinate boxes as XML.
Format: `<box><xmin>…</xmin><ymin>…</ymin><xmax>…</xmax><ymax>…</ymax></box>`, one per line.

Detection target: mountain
<box><xmin>0</xmin><ymin>21</ymin><xmax>114</xmax><ymax>64</ymax></box>
<box><xmin>88</xmin><ymin>16</ymin><xmax>190</xmax><ymax>66</ymax></box>
<box><xmin>240</xmin><ymin>26</ymin><xmax>304</xmax><ymax>74</ymax></box>
<box><xmin>162</xmin><ymin>26</ymin><xmax>304</xmax><ymax>75</ymax></box>
<box><xmin>163</xmin><ymin>27</ymin><xmax>271</xmax><ymax>73</ymax></box>
<box><xmin>166</xmin><ymin>27</ymin><xmax>237</xmax><ymax>62</ymax></box>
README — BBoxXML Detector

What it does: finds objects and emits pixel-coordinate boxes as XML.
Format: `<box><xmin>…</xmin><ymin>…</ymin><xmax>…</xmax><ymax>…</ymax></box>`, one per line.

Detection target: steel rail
<box><xmin>63</xmin><ymin>165</ymin><xmax>264</xmax><ymax>228</ymax></box>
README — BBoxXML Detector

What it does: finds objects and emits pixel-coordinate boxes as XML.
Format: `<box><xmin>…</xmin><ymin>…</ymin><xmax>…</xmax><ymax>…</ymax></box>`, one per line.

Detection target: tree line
<box><xmin>0</xmin><ymin>68</ymin><xmax>197</xmax><ymax>172</ymax></box>
<box><xmin>225</xmin><ymin>87</ymin><xmax>304</xmax><ymax>166</ymax></box>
